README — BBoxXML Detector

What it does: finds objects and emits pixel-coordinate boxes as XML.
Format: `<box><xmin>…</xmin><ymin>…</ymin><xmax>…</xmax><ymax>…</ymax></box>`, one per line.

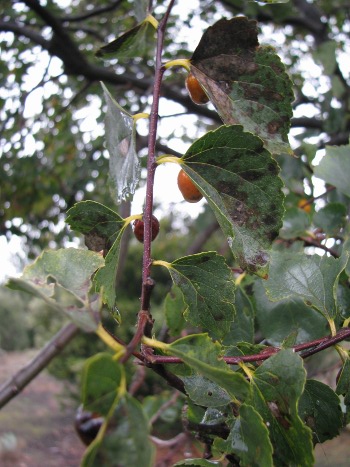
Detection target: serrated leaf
<box><xmin>101</xmin><ymin>83</ymin><xmax>140</xmax><ymax>204</ymax></box>
<box><xmin>81</xmin><ymin>353</ymin><xmax>125</xmax><ymax>416</ymax></box>
<box><xmin>249</xmin><ymin>349</ymin><xmax>314</xmax><ymax>466</ymax></box>
<box><xmin>214</xmin><ymin>404</ymin><xmax>273</xmax><ymax>467</ymax></box>
<box><xmin>279</xmin><ymin>206</ymin><xmax>310</xmax><ymax>239</ymax></box>
<box><xmin>254</xmin><ymin>280</ymin><xmax>328</xmax><ymax>346</ymax></box>
<box><xmin>7</xmin><ymin>249</ymin><xmax>104</xmax><ymax>331</ymax></box>
<box><xmin>313</xmin><ymin>202</ymin><xmax>347</xmax><ymax>236</ymax></box>
<box><xmin>167</xmin><ymin>334</ymin><xmax>250</xmax><ymax>403</ymax></box>
<box><xmin>314</xmin><ymin>143</ymin><xmax>350</xmax><ymax>197</ymax></box>
<box><xmin>180</xmin><ymin>125</ymin><xmax>284</xmax><ymax>277</ymax></box>
<box><xmin>164</xmin><ymin>285</ymin><xmax>186</xmax><ymax>336</ymax></box>
<box><xmin>299</xmin><ymin>379</ymin><xmax>343</xmax><ymax>444</ymax></box>
<box><xmin>159</xmin><ymin>252</ymin><xmax>235</xmax><ymax>340</ymax></box>
<box><xmin>222</xmin><ymin>287</ymin><xmax>255</xmax><ymax>345</ymax></box>
<box><xmin>96</xmin><ymin>17</ymin><xmax>156</xmax><ymax>59</ymax></box>
<box><xmin>264</xmin><ymin>250</ymin><xmax>348</xmax><ymax>321</ymax></box>
<box><xmin>94</xmin><ymin>225</ymin><xmax>129</xmax><ymax>311</ymax></box>
<box><xmin>66</xmin><ymin>200</ymin><xmax>125</xmax><ymax>251</ymax></box>
<box><xmin>66</xmin><ymin>200</ymin><xmax>128</xmax><ymax>312</ymax></box>
<box><xmin>190</xmin><ymin>17</ymin><xmax>293</xmax><ymax>155</ymax></box>
<box><xmin>82</xmin><ymin>394</ymin><xmax>155</xmax><ymax>467</ymax></box>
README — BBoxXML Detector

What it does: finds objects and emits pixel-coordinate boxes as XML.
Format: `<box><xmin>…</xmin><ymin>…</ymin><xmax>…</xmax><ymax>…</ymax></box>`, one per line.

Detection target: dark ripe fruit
<box><xmin>74</xmin><ymin>406</ymin><xmax>104</xmax><ymax>446</ymax></box>
<box><xmin>185</xmin><ymin>73</ymin><xmax>209</xmax><ymax>105</ymax></box>
<box><xmin>133</xmin><ymin>215</ymin><xmax>160</xmax><ymax>243</ymax></box>
<box><xmin>177</xmin><ymin>169</ymin><xmax>203</xmax><ymax>203</ymax></box>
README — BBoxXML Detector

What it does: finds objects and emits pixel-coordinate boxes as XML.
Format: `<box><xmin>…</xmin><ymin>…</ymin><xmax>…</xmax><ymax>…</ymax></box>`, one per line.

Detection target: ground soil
<box><xmin>1</xmin><ymin>350</ymin><xmax>350</xmax><ymax>466</ymax></box>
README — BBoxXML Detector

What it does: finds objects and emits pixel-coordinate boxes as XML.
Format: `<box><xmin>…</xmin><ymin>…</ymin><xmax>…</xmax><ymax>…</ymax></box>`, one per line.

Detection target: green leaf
<box><xmin>81</xmin><ymin>353</ymin><xmax>125</xmax><ymax>416</ymax></box>
<box><xmin>94</xmin><ymin>225</ymin><xmax>129</xmax><ymax>311</ymax></box>
<box><xmin>264</xmin><ymin>250</ymin><xmax>348</xmax><ymax>321</ymax></box>
<box><xmin>279</xmin><ymin>206</ymin><xmax>310</xmax><ymax>239</ymax></box>
<box><xmin>66</xmin><ymin>200</ymin><xmax>125</xmax><ymax>251</ymax></box>
<box><xmin>222</xmin><ymin>287</ymin><xmax>255</xmax><ymax>345</ymax></box>
<box><xmin>101</xmin><ymin>83</ymin><xmax>140</xmax><ymax>204</ymax></box>
<box><xmin>214</xmin><ymin>404</ymin><xmax>273</xmax><ymax>466</ymax></box>
<box><xmin>336</xmin><ymin>358</ymin><xmax>350</xmax><ymax>410</ymax></box>
<box><xmin>249</xmin><ymin>349</ymin><xmax>314</xmax><ymax>466</ymax></box>
<box><xmin>82</xmin><ymin>394</ymin><xmax>155</xmax><ymax>467</ymax></box>
<box><xmin>254</xmin><ymin>280</ymin><xmax>328</xmax><ymax>346</ymax></box>
<box><xmin>96</xmin><ymin>17</ymin><xmax>156</xmax><ymax>59</ymax></box>
<box><xmin>183</xmin><ymin>375</ymin><xmax>232</xmax><ymax>407</ymax></box>
<box><xmin>159</xmin><ymin>252</ymin><xmax>235</xmax><ymax>340</ymax></box>
<box><xmin>190</xmin><ymin>17</ymin><xmax>293</xmax><ymax>155</ymax></box>
<box><xmin>7</xmin><ymin>248</ymin><xmax>104</xmax><ymax>331</ymax></box>
<box><xmin>181</xmin><ymin>125</ymin><xmax>284</xmax><ymax>277</ymax></box>
<box><xmin>314</xmin><ymin>143</ymin><xmax>350</xmax><ymax>197</ymax></box>
<box><xmin>66</xmin><ymin>201</ymin><xmax>128</xmax><ymax>311</ymax></box>
<box><xmin>167</xmin><ymin>334</ymin><xmax>250</xmax><ymax>403</ymax></box>
<box><xmin>337</xmin><ymin>283</ymin><xmax>350</xmax><ymax>319</ymax></box>
<box><xmin>313</xmin><ymin>202</ymin><xmax>347</xmax><ymax>236</ymax></box>
<box><xmin>299</xmin><ymin>379</ymin><xmax>343</xmax><ymax>444</ymax></box>
<box><xmin>164</xmin><ymin>285</ymin><xmax>186</xmax><ymax>336</ymax></box>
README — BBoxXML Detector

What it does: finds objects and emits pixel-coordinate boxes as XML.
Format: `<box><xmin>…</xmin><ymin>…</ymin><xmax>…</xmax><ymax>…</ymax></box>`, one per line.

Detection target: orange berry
<box><xmin>185</xmin><ymin>73</ymin><xmax>209</xmax><ymax>105</ymax></box>
<box><xmin>133</xmin><ymin>215</ymin><xmax>160</xmax><ymax>243</ymax></box>
<box><xmin>298</xmin><ymin>199</ymin><xmax>312</xmax><ymax>213</ymax></box>
<box><xmin>177</xmin><ymin>169</ymin><xmax>203</xmax><ymax>203</ymax></box>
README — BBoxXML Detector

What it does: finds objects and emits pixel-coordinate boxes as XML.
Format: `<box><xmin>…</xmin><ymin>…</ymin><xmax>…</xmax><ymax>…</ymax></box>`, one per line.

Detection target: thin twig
<box><xmin>138</xmin><ymin>328</ymin><xmax>350</xmax><ymax>366</ymax></box>
<box><xmin>149</xmin><ymin>391</ymin><xmax>179</xmax><ymax>425</ymax></box>
<box><xmin>299</xmin><ymin>236</ymin><xmax>340</xmax><ymax>257</ymax></box>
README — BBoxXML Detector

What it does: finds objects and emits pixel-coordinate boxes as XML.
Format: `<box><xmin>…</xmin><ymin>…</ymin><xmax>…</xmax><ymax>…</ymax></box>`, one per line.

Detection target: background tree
<box><xmin>1</xmin><ymin>0</ymin><xmax>350</xmax><ymax>465</ymax></box>
<box><xmin>2</xmin><ymin>0</ymin><xmax>349</xmax><ymax>257</ymax></box>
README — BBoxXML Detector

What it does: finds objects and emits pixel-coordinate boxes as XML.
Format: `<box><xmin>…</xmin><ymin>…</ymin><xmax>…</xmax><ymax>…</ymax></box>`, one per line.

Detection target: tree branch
<box><xmin>0</xmin><ymin>322</ymin><xmax>79</xmax><ymax>409</ymax></box>
<box><xmin>60</xmin><ymin>0</ymin><xmax>123</xmax><ymax>23</ymax></box>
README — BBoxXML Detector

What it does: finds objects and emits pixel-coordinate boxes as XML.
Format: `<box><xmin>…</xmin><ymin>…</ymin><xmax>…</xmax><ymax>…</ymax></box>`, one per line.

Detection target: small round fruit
<box><xmin>185</xmin><ymin>73</ymin><xmax>209</xmax><ymax>105</ymax></box>
<box><xmin>75</xmin><ymin>406</ymin><xmax>104</xmax><ymax>446</ymax></box>
<box><xmin>298</xmin><ymin>198</ymin><xmax>312</xmax><ymax>213</ymax></box>
<box><xmin>177</xmin><ymin>169</ymin><xmax>203</xmax><ymax>203</ymax></box>
<box><xmin>133</xmin><ymin>215</ymin><xmax>160</xmax><ymax>243</ymax></box>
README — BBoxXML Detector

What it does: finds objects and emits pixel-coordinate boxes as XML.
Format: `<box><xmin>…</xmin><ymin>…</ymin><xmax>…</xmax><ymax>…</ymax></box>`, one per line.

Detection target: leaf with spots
<box><xmin>248</xmin><ymin>349</ymin><xmax>314</xmax><ymax>466</ymax></box>
<box><xmin>190</xmin><ymin>17</ymin><xmax>294</xmax><ymax>155</ymax></box>
<box><xmin>214</xmin><ymin>404</ymin><xmax>273</xmax><ymax>466</ymax></box>
<box><xmin>179</xmin><ymin>125</ymin><xmax>284</xmax><ymax>277</ymax></box>
<box><xmin>66</xmin><ymin>200</ymin><xmax>124</xmax><ymax>253</ymax></box>
<box><xmin>299</xmin><ymin>379</ymin><xmax>343</xmax><ymax>444</ymax></box>
<box><xmin>155</xmin><ymin>252</ymin><xmax>235</xmax><ymax>340</ymax></box>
